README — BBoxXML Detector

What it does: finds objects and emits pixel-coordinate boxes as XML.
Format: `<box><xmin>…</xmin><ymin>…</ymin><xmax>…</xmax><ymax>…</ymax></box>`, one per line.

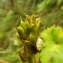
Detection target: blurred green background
<box><xmin>0</xmin><ymin>0</ymin><xmax>63</xmax><ymax>63</ymax></box>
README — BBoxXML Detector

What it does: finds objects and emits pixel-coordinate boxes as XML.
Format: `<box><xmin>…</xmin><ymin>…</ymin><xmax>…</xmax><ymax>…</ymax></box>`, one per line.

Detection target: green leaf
<box><xmin>39</xmin><ymin>25</ymin><xmax>63</xmax><ymax>63</ymax></box>
<box><xmin>40</xmin><ymin>25</ymin><xmax>63</xmax><ymax>44</ymax></box>
<box><xmin>40</xmin><ymin>44</ymin><xmax>63</xmax><ymax>63</ymax></box>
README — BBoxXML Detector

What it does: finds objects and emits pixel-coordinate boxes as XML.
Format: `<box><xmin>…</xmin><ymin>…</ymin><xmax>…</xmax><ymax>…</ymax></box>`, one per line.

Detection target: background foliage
<box><xmin>0</xmin><ymin>0</ymin><xmax>63</xmax><ymax>63</ymax></box>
